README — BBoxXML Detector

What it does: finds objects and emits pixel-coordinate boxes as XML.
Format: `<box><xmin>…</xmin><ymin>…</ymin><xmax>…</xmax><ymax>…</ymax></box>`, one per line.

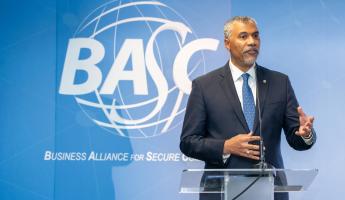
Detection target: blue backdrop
<box><xmin>1</xmin><ymin>0</ymin><xmax>345</xmax><ymax>200</ymax></box>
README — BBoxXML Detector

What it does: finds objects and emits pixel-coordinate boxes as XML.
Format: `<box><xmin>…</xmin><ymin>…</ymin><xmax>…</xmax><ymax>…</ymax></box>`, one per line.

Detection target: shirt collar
<box><xmin>229</xmin><ymin>60</ymin><xmax>256</xmax><ymax>82</ymax></box>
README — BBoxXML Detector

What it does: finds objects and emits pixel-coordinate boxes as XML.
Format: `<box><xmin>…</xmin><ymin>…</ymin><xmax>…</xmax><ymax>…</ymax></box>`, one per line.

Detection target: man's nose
<box><xmin>247</xmin><ymin>36</ymin><xmax>256</xmax><ymax>46</ymax></box>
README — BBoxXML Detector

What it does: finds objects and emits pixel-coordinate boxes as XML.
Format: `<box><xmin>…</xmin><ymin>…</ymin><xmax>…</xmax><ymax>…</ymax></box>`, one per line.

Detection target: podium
<box><xmin>180</xmin><ymin>168</ymin><xmax>318</xmax><ymax>200</ymax></box>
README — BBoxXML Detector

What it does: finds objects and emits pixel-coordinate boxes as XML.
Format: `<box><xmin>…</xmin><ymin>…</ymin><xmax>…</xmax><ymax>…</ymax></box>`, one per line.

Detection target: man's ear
<box><xmin>224</xmin><ymin>39</ymin><xmax>230</xmax><ymax>50</ymax></box>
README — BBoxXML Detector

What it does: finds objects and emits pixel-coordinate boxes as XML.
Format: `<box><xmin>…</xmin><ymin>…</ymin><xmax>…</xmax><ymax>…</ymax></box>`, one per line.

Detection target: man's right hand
<box><xmin>223</xmin><ymin>132</ymin><xmax>261</xmax><ymax>160</ymax></box>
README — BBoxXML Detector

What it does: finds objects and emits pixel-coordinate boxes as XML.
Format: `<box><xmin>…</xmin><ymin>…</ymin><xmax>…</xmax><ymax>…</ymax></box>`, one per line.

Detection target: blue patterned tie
<box><xmin>242</xmin><ymin>73</ymin><xmax>255</xmax><ymax>131</ymax></box>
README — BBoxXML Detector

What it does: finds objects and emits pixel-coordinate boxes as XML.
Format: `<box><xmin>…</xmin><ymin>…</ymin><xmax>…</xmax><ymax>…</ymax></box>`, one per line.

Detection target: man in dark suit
<box><xmin>179</xmin><ymin>16</ymin><xmax>316</xmax><ymax>200</ymax></box>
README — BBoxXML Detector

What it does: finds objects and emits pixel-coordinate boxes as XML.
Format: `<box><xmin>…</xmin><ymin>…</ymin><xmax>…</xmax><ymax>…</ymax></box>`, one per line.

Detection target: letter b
<box><xmin>59</xmin><ymin>38</ymin><xmax>104</xmax><ymax>95</ymax></box>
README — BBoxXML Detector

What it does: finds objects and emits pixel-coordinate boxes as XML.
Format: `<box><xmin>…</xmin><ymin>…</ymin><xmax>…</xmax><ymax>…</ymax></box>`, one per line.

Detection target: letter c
<box><xmin>173</xmin><ymin>38</ymin><xmax>219</xmax><ymax>94</ymax></box>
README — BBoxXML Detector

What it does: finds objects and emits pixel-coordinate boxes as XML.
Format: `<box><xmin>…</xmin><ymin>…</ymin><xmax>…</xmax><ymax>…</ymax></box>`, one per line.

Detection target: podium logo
<box><xmin>59</xmin><ymin>1</ymin><xmax>219</xmax><ymax>138</ymax></box>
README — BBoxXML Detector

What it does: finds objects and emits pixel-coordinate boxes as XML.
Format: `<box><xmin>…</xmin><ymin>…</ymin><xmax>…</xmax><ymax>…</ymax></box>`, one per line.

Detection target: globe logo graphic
<box><xmin>65</xmin><ymin>1</ymin><xmax>209</xmax><ymax>138</ymax></box>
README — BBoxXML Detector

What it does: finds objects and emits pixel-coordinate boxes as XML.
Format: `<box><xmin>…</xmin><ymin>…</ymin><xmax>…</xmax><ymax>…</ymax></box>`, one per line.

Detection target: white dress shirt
<box><xmin>229</xmin><ymin>60</ymin><xmax>257</xmax><ymax>109</ymax></box>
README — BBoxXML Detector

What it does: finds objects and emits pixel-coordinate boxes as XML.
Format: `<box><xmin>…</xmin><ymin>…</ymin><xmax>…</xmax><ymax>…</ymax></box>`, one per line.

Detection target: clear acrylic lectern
<box><xmin>180</xmin><ymin>168</ymin><xmax>318</xmax><ymax>200</ymax></box>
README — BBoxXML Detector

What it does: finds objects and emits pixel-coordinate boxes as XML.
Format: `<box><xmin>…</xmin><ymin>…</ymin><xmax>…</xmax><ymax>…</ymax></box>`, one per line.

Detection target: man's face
<box><xmin>225</xmin><ymin>21</ymin><xmax>260</xmax><ymax>69</ymax></box>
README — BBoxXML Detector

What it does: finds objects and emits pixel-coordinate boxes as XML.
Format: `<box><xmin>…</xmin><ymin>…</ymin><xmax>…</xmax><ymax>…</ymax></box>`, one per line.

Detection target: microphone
<box><xmin>253</xmin><ymin>78</ymin><xmax>273</xmax><ymax>169</ymax></box>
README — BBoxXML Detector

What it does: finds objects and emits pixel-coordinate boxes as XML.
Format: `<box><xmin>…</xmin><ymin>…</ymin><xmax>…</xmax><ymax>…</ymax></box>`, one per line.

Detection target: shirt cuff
<box><xmin>297</xmin><ymin>131</ymin><xmax>313</xmax><ymax>145</ymax></box>
<box><xmin>222</xmin><ymin>154</ymin><xmax>230</xmax><ymax>163</ymax></box>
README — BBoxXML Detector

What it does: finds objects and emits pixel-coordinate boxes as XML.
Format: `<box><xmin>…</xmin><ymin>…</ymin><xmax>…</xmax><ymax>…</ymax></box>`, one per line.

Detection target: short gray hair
<box><xmin>224</xmin><ymin>16</ymin><xmax>257</xmax><ymax>39</ymax></box>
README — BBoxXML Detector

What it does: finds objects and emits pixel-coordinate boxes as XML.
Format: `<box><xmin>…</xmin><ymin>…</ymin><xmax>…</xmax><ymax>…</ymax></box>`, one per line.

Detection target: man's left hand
<box><xmin>296</xmin><ymin>106</ymin><xmax>314</xmax><ymax>138</ymax></box>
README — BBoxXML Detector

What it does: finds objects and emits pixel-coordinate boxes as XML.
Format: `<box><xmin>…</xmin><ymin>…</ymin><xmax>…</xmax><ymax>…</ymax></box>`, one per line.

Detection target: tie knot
<box><xmin>242</xmin><ymin>73</ymin><xmax>250</xmax><ymax>82</ymax></box>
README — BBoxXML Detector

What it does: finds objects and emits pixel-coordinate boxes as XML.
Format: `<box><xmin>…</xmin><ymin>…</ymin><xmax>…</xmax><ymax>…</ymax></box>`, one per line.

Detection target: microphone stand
<box><xmin>253</xmin><ymin>76</ymin><xmax>273</xmax><ymax>170</ymax></box>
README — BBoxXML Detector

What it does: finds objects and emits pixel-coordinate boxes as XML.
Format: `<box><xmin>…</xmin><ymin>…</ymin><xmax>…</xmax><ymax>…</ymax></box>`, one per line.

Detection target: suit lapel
<box><xmin>219</xmin><ymin>63</ymin><xmax>249</xmax><ymax>132</ymax></box>
<box><xmin>253</xmin><ymin>65</ymin><xmax>269</xmax><ymax>134</ymax></box>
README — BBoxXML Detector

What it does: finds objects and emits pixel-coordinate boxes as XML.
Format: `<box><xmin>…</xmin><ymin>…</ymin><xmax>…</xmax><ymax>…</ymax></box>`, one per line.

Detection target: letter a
<box><xmin>100</xmin><ymin>39</ymin><xmax>148</xmax><ymax>95</ymax></box>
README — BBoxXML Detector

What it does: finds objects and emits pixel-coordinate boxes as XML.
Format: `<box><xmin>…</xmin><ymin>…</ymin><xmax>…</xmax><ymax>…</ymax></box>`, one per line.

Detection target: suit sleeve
<box><xmin>179</xmin><ymin>80</ymin><xmax>226</xmax><ymax>166</ymax></box>
<box><xmin>283</xmin><ymin>77</ymin><xmax>316</xmax><ymax>150</ymax></box>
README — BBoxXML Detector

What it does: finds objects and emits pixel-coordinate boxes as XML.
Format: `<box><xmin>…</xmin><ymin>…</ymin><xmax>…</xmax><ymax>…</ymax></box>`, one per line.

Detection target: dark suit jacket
<box><xmin>180</xmin><ymin>62</ymin><xmax>316</xmax><ymax>169</ymax></box>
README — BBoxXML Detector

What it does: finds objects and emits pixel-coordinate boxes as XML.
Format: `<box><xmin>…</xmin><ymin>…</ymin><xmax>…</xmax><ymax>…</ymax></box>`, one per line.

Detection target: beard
<box><xmin>243</xmin><ymin>55</ymin><xmax>257</xmax><ymax>66</ymax></box>
<box><xmin>242</xmin><ymin>47</ymin><xmax>259</xmax><ymax>66</ymax></box>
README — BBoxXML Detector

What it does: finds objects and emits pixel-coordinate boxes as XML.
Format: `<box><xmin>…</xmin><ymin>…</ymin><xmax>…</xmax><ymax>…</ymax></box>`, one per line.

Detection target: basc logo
<box><xmin>59</xmin><ymin>1</ymin><xmax>219</xmax><ymax>138</ymax></box>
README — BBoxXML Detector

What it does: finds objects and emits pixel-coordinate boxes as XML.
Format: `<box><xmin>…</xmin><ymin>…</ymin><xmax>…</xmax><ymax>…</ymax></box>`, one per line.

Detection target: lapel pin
<box><xmin>263</xmin><ymin>80</ymin><xmax>267</xmax><ymax>84</ymax></box>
